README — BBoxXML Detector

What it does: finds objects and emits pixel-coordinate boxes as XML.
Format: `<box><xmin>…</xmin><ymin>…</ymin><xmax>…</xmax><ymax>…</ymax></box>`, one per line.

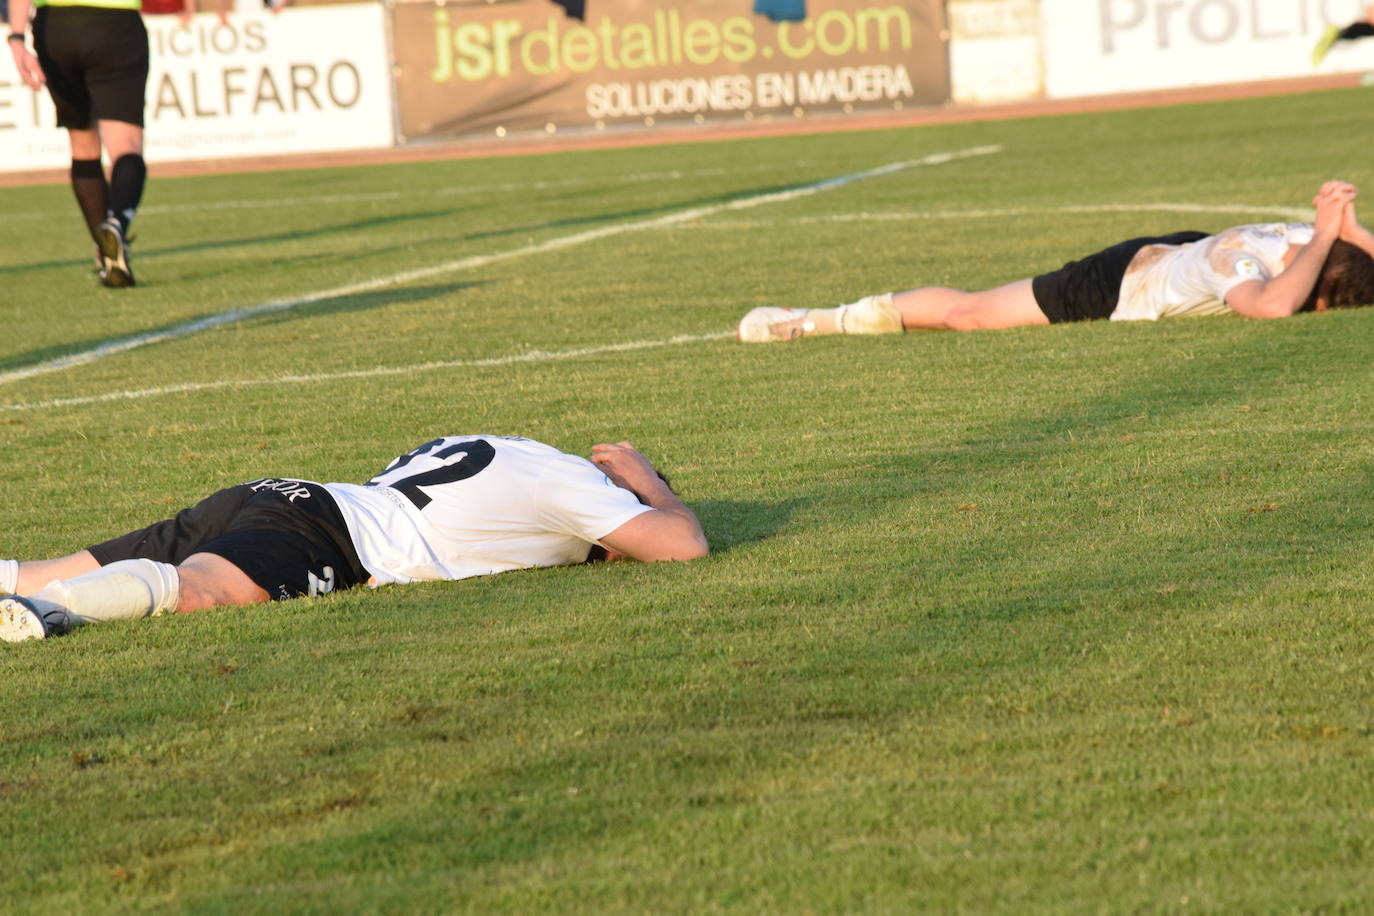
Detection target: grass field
<box><xmin>4</xmin><ymin>87</ymin><xmax>1374</xmax><ymax>912</ymax></box>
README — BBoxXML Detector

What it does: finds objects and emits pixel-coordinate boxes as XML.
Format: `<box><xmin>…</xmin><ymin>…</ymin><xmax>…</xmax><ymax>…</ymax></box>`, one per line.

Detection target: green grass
<box><xmin>4</xmin><ymin>87</ymin><xmax>1374</xmax><ymax>912</ymax></box>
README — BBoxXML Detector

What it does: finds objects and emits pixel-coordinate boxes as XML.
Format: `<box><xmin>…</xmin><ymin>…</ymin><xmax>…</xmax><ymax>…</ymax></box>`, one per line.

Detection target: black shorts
<box><xmin>87</xmin><ymin>480</ymin><xmax>368</xmax><ymax>601</ymax></box>
<box><xmin>33</xmin><ymin>6</ymin><xmax>149</xmax><ymax>129</ymax></box>
<box><xmin>1031</xmin><ymin>231</ymin><xmax>1210</xmax><ymax>323</ymax></box>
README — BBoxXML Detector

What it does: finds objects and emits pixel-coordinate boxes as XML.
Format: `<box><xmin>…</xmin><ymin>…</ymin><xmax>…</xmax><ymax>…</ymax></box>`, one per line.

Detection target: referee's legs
<box><xmin>100</xmin><ymin>119</ymin><xmax>146</xmax><ymax>235</ymax></box>
<box><xmin>67</xmin><ymin>127</ymin><xmax>107</xmax><ymax>243</ymax></box>
<box><xmin>80</xmin><ymin>119</ymin><xmax>144</xmax><ymax>287</ymax></box>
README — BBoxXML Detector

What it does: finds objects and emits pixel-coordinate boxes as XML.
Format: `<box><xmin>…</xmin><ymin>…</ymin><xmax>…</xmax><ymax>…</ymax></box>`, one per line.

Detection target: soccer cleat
<box><xmin>95</xmin><ymin>218</ymin><xmax>136</xmax><ymax>288</ymax></box>
<box><xmin>838</xmin><ymin>294</ymin><xmax>904</xmax><ymax>335</ymax></box>
<box><xmin>1311</xmin><ymin>24</ymin><xmax>1340</xmax><ymax>65</ymax></box>
<box><xmin>737</xmin><ymin>306</ymin><xmax>812</xmax><ymax>343</ymax></box>
<box><xmin>0</xmin><ymin>595</ymin><xmax>70</xmax><ymax>642</ymax></box>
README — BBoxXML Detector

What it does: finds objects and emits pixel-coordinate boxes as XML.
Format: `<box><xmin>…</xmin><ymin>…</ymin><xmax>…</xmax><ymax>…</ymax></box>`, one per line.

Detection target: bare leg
<box><xmin>892</xmin><ymin>278</ymin><xmax>1049</xmax><ymax>331</ymax></box>
<box><xmin>738</xmin><ymin>279</ymin><xmax>1049</xmax><ymax>342</ymax></box>
<box><xmin>67</xmin><ymin>127</ymin><xmax>102</xmax><ymax>160</ymax></box>
<box><xmin>15</xmin><ymin>550</ymin><xmax>101</xmax><ymax>594</ymax></box>
<box><xmin>175</xmin><ymin>553</ymin><xmax>269</xmax><ymax>612</ymax></box>
<box><xmin>98</xmin><ymin>119</ymin><xmax>144</xmax><ymax>160</ymax></box>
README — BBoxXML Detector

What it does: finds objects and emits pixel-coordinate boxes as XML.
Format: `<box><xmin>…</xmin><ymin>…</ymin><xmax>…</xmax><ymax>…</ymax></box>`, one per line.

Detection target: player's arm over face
<box><xmin>590</xmin><ymin>442</ymin><xmax>709</xmax><ymax>563</ymax></box>
<box><xmin>1226</xmin><ymin>181</ymin><xmax>1356</xmax><ymax>319</ymax></box>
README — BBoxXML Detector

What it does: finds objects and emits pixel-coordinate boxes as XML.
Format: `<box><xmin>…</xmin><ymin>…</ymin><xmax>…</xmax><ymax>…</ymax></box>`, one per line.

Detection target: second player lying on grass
<box><xmin>0</xmin><ymin>436</ymin><xmax>708</xmax><ymax>642</ymax></box>
<box><xmin>738</xmin><ymin>181</ymin><xmax>1374</xmax><ymax>342</ymax></box>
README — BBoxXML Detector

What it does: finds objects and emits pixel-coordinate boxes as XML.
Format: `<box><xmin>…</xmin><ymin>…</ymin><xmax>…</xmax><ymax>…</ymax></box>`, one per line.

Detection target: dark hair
<box><xmin>1304</xmin><ymin>240</ymin><xmax>1374</xmax><ymax>311</ymax></box>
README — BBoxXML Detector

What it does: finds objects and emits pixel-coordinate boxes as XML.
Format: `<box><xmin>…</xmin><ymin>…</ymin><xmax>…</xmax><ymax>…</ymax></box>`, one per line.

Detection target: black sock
<box><xmin>108</xmin><ymin>153</ymin><xmax>147</xmax><ymax>234</ymax></box>
<box><xmin>70</xmin><ymin>158</ymin><xmax>108</xmax><ymax>241</ymax></box>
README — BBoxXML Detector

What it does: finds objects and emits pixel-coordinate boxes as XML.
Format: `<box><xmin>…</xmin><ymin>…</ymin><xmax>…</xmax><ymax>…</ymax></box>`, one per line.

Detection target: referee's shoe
<box><xmin>95</xmin><ymin>218</ymin><xmax>136</xmax><ymax>288</ymax></box>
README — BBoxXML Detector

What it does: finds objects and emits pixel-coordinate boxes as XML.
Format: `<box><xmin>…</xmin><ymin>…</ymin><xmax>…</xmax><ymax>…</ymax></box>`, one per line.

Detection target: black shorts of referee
<box><xmin>32</xmin><ymin>5</ymin><xmax>148</xmax><ymax>129</ymax></box>
<box><xmin>87</xmin><ymin>480</ymin><xmax>369</xmax><ymax>602</ymax></box>
<box><xmin>1031</xmin><ymin>231</ymin><xmax>1210</xmax><ymax>323</ymax></box>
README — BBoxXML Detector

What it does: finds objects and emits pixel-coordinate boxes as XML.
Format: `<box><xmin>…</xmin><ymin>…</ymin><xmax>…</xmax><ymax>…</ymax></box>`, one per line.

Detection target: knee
<box><xmin>943</xmin><ymin>304</ymin><xmax>982</xmax><ymax>331</ymax></box>
<box><xmin>68</xmin><ymin>131</ymin><xmax>102</xmax><ymax>161</ymax></box>
<box><xmin>175</xmin><ymin>576</ymin><xmax>267</xmax><ymax>612</ymax></box>
<box><xmin>99</xmin><ymin>123</ymin><xmax>144</xmax><ymax>160</ymax></box>
<box><xmin>174</xmin><ymin>576</ymin><xmax>223</xmax><ymax>612</ymax></box>
<box><xmin>175</xmin><ymin>555</ymin><xmax>269</xmax><ymax>611</ymax></box>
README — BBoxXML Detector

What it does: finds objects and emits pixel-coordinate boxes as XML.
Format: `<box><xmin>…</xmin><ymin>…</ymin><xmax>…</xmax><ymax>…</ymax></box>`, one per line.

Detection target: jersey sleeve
<box><xmin>1280</xmin><ymin>223</ymin><xmax>1315</xmax><ymax>246</ymax></box>
<box><xmin>1208</xmin><ymin>224</ymin><xmax>1312</xmax><ymax>300</ymax></box>
<box><xmin>1212</xmin><ymin>252</ymin><xmax>1271</xmax><ymax>298</ymax></box>
<box><xmin>1204</xmin><ymin>233</ymin><xmax>1276</xmax><ymax>300</ymax></box>
<box><xmin>535</xmin><ymin>458</ymin><xmax>654</xmax><ymax>543</ymax></box>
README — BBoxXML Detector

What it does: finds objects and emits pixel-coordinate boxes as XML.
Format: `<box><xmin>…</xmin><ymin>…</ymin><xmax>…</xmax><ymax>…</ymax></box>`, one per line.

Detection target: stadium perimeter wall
<box><xmin>1</xmin><ymin>3</ymin><xmax>395</xmax><ymax>172</ymax></box>
<box><xmin>2</xmin><ymin>0</ymin><xmax>1372</xmax><ymax>179</ymax></box>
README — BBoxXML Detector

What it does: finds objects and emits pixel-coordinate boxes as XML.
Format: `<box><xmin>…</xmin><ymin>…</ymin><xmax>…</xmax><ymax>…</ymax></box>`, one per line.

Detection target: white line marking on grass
<box><xmin>0</xmin><ymin>331</ymin><xmax>734</xmax><ymax>414</ymax></box>
<box><xmin>673</xmin><ymin>202</ymin><xmax>1311</xmax><ymax>230</ymax></box>
<box><xmin>819</xmin><ymin>203</ymin><xmax>1314</xmax><ymax>221</ymax></box>
<box><xmin>0</xmin><ymin>144</ymin><xmax>1001</xmax><ymax>389</ymax></box>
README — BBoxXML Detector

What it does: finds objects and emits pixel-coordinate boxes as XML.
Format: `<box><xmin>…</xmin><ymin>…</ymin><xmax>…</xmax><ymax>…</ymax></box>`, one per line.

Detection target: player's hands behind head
<box><xmin>590</xmin><ymin>441</ymin><xmax>665</xmax><ymax>500</ymax></box>
<box><xmin>1313</xmin><ymin>180</ymin><xmax>1358</xmax><ymax>240</ymax></box>
<box><xmin>592</xmin><ymin>441</ymin><xmax>708</xmax><ymax>562</ymax></box>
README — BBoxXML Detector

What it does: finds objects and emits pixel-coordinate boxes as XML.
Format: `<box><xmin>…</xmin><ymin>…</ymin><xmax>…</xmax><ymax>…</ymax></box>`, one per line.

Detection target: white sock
<box><xmin>30</xmin><ymin>559</ymin><xmax>180</xmax><ymax>628</ymax></box>
<box><xmin>0</xmin><ymin>559</ymin><xmax>17</xmax><ymax>594</ymax></box>
<box><xmin>837</xmin><ymin>293</ymin><xmax>900</xmax><ymax>334</ymax></box>
<box><xmin>835</xmin><ymin>301</ymin><xmax>858</xmax><ymax>332</ymax></box>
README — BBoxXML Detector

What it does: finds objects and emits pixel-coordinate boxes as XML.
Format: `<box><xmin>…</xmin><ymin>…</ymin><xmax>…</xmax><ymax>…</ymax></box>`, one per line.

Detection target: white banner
<box><xmin>1041</xmin><ymin>0</ymin><xmax>1374</xmax><ymax>98</ymax></box>
<box><xmin>0</xmin><ymin>3</ymin><xmax>394</xmax><ymax>172</ymax></box>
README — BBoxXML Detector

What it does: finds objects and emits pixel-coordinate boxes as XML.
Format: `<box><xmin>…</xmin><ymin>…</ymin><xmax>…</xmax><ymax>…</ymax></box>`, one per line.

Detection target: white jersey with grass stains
<box><xmin>1112</xmin><ymin>222</ymin><xmax>1314</xmax><ymax>321</ymax></box>
<box><xmin>324</xmin><ymin>436</ymin><xmax>652</xmax><ymax>585</ymax></box>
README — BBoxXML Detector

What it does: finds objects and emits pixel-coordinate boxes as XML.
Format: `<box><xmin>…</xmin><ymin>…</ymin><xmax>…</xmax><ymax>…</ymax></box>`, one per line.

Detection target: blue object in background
<box><xmin>754</xmin><ymin>0</ymin><xmax>805</xmax><ymax>23</ymax></box>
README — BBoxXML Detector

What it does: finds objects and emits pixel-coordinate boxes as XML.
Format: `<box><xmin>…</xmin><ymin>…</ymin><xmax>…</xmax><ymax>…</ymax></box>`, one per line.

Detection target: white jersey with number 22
<box><xmin>323</xmin><ymin>436</ymin><xmax>652</xmax><ymax>586</ymax></box>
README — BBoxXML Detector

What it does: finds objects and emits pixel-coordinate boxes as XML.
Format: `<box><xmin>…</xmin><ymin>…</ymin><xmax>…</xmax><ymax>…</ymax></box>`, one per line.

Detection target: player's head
<box><xmin>585</xmin><ymin>469</ymin><xmax>675</xmax><ymax>564</ymax></box>
<box><xmin>1306</xmin><ymin>240</ymin><xmax>1374</xmax><ymax>311</ymax></box>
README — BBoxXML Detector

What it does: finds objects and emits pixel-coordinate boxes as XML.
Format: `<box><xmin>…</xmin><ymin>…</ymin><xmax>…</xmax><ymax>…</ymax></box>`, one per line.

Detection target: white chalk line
<box><xmin>662</xmin><ymin>202</ymin><xmax>1313</xmax><ymax>230</ymax></box>
<box><xmin>0</xmin><ymin>332</ymin><xmax>734</xmax><ymax>414</ymax></box>
<box><xmin>0</xmin><ymin>144</ymin><xmax>1002</xmax><ymax>389</ymax></box>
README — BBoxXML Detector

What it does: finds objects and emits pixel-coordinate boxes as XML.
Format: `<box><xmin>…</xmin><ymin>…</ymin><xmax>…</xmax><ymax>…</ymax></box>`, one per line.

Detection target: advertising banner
<box><xmin>391</xmin><ymin>0</ymin><xmax>949</xmax><ymax>141</ymax></box>
<box><xmin>0</xmin><ymin>3</ymin><xmax>394</xmax><ymax>173</ymax></box>
<box><xmin>1041</xmin><ymin>0</ymin><xmax>1374</xmax><ymax>98</ymax></box>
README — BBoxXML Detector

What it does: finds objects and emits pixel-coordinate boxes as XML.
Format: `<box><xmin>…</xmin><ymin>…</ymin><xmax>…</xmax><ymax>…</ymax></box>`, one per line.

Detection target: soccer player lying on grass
<box><xmin>737</xmin><ymin>181</ymin><xmax>1374</xmax><ymax>342</ymax></box>
<box><xmin>0</xmin><ymin>436</ymin><xmax>708</xmax><ymax>642</ymax></box>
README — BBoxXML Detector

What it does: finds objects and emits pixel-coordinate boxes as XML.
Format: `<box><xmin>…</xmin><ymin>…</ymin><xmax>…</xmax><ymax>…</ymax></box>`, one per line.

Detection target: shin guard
<box><xmin>30</xmin><ymin>559</ymin><xmax>179</xmax><ymax>627</ymax></box>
